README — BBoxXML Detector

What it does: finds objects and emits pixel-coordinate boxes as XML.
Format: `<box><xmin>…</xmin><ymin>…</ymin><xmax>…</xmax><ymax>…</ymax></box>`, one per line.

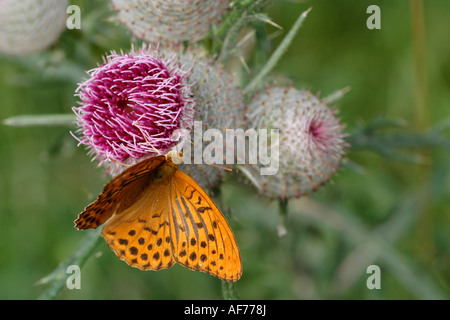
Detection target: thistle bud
<box><xmin>245</xmin><ymin>86</ymin><xmax>347</xmax><ymax>199</ymax></box>
<box><xmin>0</xmin><ymin>0</ymin><xmax>68</xmax><ymax>56</ymax></box>
<box><xmin>111</xmin><ymin>0</ymin><xmax>230</xmax><ymax>43</ymax></box>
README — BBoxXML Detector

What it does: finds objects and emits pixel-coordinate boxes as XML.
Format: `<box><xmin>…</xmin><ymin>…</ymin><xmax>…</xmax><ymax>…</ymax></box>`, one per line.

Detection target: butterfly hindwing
<box><xmin>74</xmin><ymin>155</ymin><xmax>166</xmax><ymax>229</ymax></box>
<box><xmin>102</xmin><ymin>181</ymin><xmax>175</xmax><ymax>271</ymax></box>
<box><xmin>169</xmin><ymin>170</ymin><xmax>242</xmax><ymax>282</ymax></box>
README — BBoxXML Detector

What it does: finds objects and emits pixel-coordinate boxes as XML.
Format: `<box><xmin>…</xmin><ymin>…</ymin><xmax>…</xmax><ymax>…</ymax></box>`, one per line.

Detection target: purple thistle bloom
<box><xmin>72</xmin><ymin>45</ymin><xmax>194</xmax><ymax>171</ymax></box>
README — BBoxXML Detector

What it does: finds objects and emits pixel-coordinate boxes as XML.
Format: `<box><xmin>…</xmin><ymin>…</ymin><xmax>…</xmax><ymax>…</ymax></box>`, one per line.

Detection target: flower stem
<box><xmin>211</xmin><ymin>185</ymin><xmax>241</xmax><ymax>300</ymax></box>
<box><xmin>2</xmin><ymin>114</ymin><xmax>76</xmax><ymax>127</ymax></box>
<box><xmin>36</xmin><ymin>228</ymin><xmax>103</xmax><ymax>300</ymax></box>
<box><xmin>243</xmin><ymin>7</ymin><xmax>311</xmax><ymax>95</ymax></box>
<box><xmin>409</xmin><ymin>0</ymin><xmax>434</xmax><ymax>264</ymax></box>
<box><xmin>221</xmin><ymin>280</ymin><xmax>240</xmax><ymax>300</ymax></box>
<box><xmin>277</xmin><ymin>198</ymin><xmax>289</xmax><ymax>237</ymax></box>
<box><xmin>410</xmin><ymin>0</ymin><xmax>429</xmax><ymax>130</ymax></box>
<box><xmin>218</xmin><ymin>0</ymin><xmax>271</xmax><ymax>63</ymax></box>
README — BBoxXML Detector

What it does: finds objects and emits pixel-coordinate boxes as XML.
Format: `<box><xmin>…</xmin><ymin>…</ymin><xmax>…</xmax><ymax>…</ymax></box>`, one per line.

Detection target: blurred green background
<box><xmin>0</xmin><ymin>0</ymin><xmax>449</xmax><ymax>299</ymax></box>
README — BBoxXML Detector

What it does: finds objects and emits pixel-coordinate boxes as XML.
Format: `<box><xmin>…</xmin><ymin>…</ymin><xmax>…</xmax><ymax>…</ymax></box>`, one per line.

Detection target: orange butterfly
<box><xmin>74</xmin><ymin>151</ymin><xmax>242</xmax><ymax>282</ymax></box>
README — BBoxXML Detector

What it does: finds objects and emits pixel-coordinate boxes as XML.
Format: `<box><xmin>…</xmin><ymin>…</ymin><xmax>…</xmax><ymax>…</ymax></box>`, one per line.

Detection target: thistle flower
<box><xmin>245</xmin><ymin>86</ymin><xmax>347</xmax><ymax>199</ymax></box>
<box><xmin>72</xmin><ymin>45</ymin><xmax>195</xmax><ymax>175</ymax></box>
<box><xmin>160</xmin><ymin>46</ymin><xmax>245</xmax><ymax>187</ymax></box>
<box><xmin>0</xmin><ymin>0</ymin><xmax>67</xmax><ymax>56</ymax></box>
<box><xmin>111</xmin><ymin>0</ymin><xmax>230</xmax><ymax>43</ymax></box>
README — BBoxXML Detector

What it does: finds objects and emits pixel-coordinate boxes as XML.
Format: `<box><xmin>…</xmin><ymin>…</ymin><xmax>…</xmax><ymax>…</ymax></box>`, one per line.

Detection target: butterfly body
<box><xmin>75</xmin><ymin>152</ymin><xmax>242</xmax><ymax>281</ymax></box>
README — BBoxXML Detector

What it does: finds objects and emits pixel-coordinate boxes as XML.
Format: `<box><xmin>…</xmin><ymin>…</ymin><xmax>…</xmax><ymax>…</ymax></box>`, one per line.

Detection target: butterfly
<box><xmin>74</xmin><ymin>150</ymin><xmax>242</xmax><ymax>282</ymax></box>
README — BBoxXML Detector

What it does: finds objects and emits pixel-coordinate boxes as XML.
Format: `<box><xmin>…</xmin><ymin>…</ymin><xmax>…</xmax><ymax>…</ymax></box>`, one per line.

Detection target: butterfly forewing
<box><xmin>74</xmin><ymin>156</ymin><xmax>165</xmax><ymax>229</ymax></box>
<box><xmin>169</xmin><ymin>170</ymin><xmax>242</xmax><ymax>282</ymax></box>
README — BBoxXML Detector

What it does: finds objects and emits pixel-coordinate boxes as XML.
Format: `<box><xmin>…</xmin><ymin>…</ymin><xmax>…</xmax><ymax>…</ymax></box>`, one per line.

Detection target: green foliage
<box><xmin>0</xmin><ymin>0</ymin><xmax>449</xmax><ymax>300</ymax></box>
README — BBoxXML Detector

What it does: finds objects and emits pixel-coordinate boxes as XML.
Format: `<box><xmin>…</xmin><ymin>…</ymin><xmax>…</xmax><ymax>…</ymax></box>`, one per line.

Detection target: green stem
<box><xmin>218</xmin><ymin>0</ymin><xmax>271</xmax><ymax>64</ymax></box>
<box><xmin>37</xmin><ymin>228</ymin><xmax>103</xmax><ymax>300</ymax></box>
<box><xmin>221</xmin><ymin>280</ymin><xmax>240</xmax><ymax>300</ymax></box>
<box><xmin>410</xmin><ymin>0</ymin><xmax>429</xmax><ymax>130</ymax></box>
<box><xmin>212</xmin><ymin>186</ymin><xmax>241</xmax><ymax>300</ymax></box>
<box><xmin>2</xmin><ymin>114</ymin><xmax>76</xmax><ymax>127</ymax></box>
<box><xmin>409</xmin><ymin>0</ymin><xmax>434</xmax><ymax>267</ymax></box>
<box><xmin>278</xmin><ymin>198</ymin><xmax>289</xmax><ymax>237</ymax></box>
<box><xmin>243</xmin><ymin>7</ymin><xmax>311</xmax><ymax>95</ymax></box>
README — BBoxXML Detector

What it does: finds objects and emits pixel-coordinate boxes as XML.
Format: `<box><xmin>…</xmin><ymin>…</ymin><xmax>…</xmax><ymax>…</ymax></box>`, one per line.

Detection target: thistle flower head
<box><xmin>0</xmin><ymin>0</ymin><xmax>67</xmax><ymax>56</ymax></box>
<box><xmin>246</xmin><ymin>86</ymin><xmax>347</xmax><ymax>199</ymax></box>
<box><xmin>111</xmin><ymin>0</ymin><xmax>230</xmax><ymax>43</ymax></box>
<box><xmin>73</xmin><ymin>45</ymin><xmax>195</xmax><ymax>174</ymax></box>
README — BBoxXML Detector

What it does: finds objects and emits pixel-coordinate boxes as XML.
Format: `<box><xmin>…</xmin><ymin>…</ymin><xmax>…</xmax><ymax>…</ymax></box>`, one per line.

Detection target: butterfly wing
<box><xmin>168</xmin><ymin>169</ymin><xmax>242</xmax><ymax>282</ymax></box>
<box><xmin>76</xmin><ymin>154</ymin><xmax>242</xmax><ymax>280</ymax></box>
<box><xmin>75</xmin><ymin>155</ymin><xmax>166</xmax><ymax>229</ymax></box>
<box><xmin>102</xmin><ymin>180</ymin><xmax>175</xmax><ymax>271</ymax></box>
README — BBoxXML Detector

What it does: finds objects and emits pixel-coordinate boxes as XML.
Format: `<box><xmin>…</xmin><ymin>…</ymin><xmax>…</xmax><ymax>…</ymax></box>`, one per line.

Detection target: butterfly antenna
<box><xmin>205</xmin><ymin>163</ymin><xmax>238</xmax><ymax>173</ymax></box>
<box><xmin>137</xmin><ymin>123</ymin><xmax>162</xmax><ymax>155</ymax></box>
<box><xmin>111</xmin><ymin>159</ymin><xmax>132</xmax><ymax>167</ymax></box>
